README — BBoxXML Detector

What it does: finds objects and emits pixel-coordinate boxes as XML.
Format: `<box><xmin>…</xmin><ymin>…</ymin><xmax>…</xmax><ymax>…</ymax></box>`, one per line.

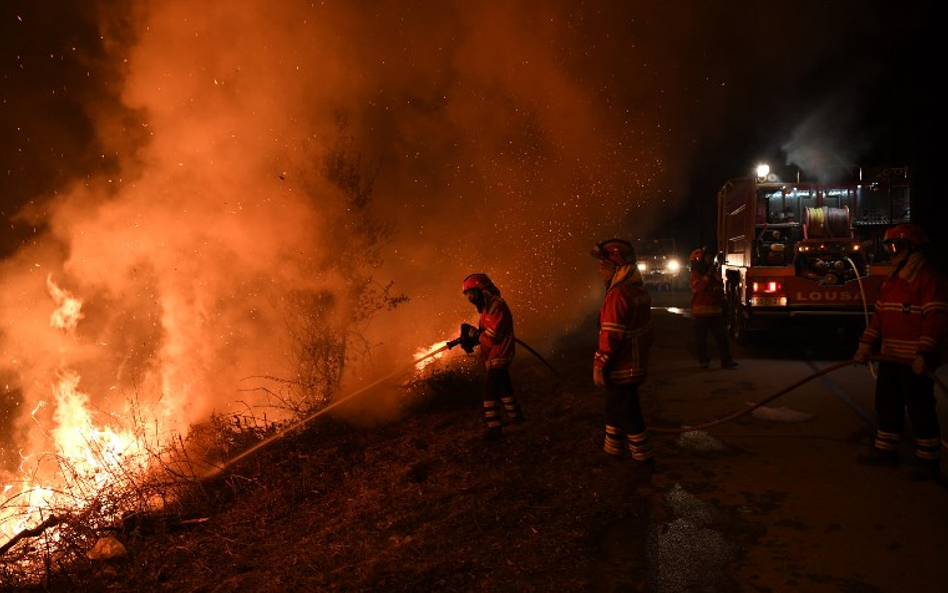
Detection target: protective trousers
<box><xmin>873</xmin><ymin>361</ymin><xmax>941</xmax><ymax>463</ymax></box>
<box><xmin>694</xmin><ymin>315</ymin><xmax>733</xmax><ymax>366</ymax></box>
<box><xmin>483</xmin><ymin>367</ymin><xmax>523</xmax><ymax>429</ymax></box>
<box><xmin>603</xmin><ymin>381</ymin><xmax>652</xmax><ymax>462</ymax></box>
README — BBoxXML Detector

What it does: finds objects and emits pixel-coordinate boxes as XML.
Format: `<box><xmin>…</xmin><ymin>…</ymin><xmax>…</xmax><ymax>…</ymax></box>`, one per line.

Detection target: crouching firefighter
<box><xmin>591</xmin><ymin>239</ymin><xmax>656</xmax><ymax>471</ymax></box>
<box><xmin>457</xmin><ymin>273</ymin><xmax>525</xmax><ymax>441</ymax></box>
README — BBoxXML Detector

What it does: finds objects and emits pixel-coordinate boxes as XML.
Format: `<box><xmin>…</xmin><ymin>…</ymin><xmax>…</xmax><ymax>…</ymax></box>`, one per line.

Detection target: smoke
<box><xmin>0</xmin><ymin>0</ymin><xmax>922</xmax><ymax>472</ymax></box>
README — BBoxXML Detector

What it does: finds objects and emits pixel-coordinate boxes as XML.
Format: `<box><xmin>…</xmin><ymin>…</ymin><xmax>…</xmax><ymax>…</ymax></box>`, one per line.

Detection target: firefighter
<box><xmin>853</xmin><ymin>223</ymin><xmax>948</xmax><ymax>481</ymax></box>
<box><xmin>591</xmin><ymin>239</ymin><xmax>656</xmax><ymax>470</ymax></box>
<box><xmin>458</xmin><ymin>273</ymin><xmax>525</xmax><ymax>441</ymax></box>
<box><xmin>689</xmin><ymin>246</ymin><xmax>738</xmax><ymax>370</ymax></box>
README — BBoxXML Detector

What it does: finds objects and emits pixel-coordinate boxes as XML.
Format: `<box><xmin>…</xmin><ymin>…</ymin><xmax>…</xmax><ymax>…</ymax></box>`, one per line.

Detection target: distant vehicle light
<box><xmin>666</xmin><ymin>259</ymin><xmax>680</xmax><ymax>273</ymax></box>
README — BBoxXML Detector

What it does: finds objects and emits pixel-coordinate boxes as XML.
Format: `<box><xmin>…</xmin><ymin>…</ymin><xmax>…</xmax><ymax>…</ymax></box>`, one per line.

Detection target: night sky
<box><xmin>0</xmin><ymin>1</ymin><xmax>939</xmax><ymax>438</ymax></box>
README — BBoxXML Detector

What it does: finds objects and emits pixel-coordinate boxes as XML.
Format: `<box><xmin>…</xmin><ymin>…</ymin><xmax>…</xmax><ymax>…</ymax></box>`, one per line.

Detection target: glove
<box><xmin>458</xmin><ymin>323</ymin><xmax>480</xmax><ymax>354</ymax></box>
<box><xmin>460</xmin><ymin>323</ymin><xmax>480</xmax><ymax>341</ymax></box>
<box><xmin>593</xmin><ymin>365</ymin><xmax>607</xmax><ymax>387</ymax></box>
<box><xmin>912</xmin><ymin>353</ymin><xmax>937</xmax><ymax>375</ymax></box>
<box><xmin>853</xmin><ymin>342</ymin><xmax>872</xmax><ymax>365</ymax></box>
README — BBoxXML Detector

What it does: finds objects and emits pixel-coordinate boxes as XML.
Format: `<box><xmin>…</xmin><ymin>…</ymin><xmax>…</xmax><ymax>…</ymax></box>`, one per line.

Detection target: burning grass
<box><xmin>0</xmin><ymin>409</ymin><xmax>248</xmax><ymax>587</ymax></box>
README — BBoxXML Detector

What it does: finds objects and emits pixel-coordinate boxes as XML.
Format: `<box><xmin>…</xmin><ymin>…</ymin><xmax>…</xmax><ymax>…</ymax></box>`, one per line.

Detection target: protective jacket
<box><xmin>478</xmin><ymin>294</ymin><xmax>516</xmax><ymax>369</ymax></box>
<box><xmin>859</xmin><ymin>252</ymin><xmax>948</xmax><ymax>363</ymax></box>
<box><xmin>595</xmin><ymin>268</ymin><xmax>653</xmax><ymax>383</ymax></box>
<box><xmin>690</xmin><ymin>264</ymin><xmax>724</xmax><ymax>318</ymax></box>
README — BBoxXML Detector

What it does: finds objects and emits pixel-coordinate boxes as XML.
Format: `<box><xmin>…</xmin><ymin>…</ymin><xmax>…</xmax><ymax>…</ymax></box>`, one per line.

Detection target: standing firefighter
<box><xmin>853</xmin><ymin>223</ymin><xmax>948</xmax><ymax>481</ymax></box>
<box><xmin>458</xmin><ymin>273</ymin><xmax>525</xmax><ymax>441</ymax></box>
<box><xmin>591</xmin><ymin>239</ymin><xmax>656</xmax><ymax>470</ymax></box>
<box><xmin>689</xmin><ymin>246</ymin><xmax>737</xmax><ymax>369</ymax></box>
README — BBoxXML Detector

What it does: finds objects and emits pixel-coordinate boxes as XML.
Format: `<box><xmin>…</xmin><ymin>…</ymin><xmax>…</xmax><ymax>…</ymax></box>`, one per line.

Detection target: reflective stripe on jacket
<box><xmin>859</xmin><ymin>252</ymin><xmax>948</xmax><ymax>363</ymax></box>
<box><xmin>478</xmin><ymin>295</ymin><xmax>516</xmax><ymax>369</ymax></box>
<box><xmin>690</xmin><ymin>266</ymin><xmax>724</xmax><ymax>318</ymax></box>
<box><xmin>595</xmin><ymin>275</ymin><xmax>653</xmax><ymax>384</ymax></box>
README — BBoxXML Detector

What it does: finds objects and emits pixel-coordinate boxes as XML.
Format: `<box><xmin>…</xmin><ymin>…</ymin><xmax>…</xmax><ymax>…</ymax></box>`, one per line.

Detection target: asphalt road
<box><xmin>633</xmin><ymin>289</ymin><xmax>948</xmax><ymax>593</ymax></box>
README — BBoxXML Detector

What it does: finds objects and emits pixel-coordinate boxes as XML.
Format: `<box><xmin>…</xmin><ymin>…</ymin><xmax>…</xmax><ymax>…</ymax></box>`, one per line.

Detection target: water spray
<box><xmin>206</xmin><ymin>332</ymin><xmax>565</xmax><ymax>478</ymax></box>
<box><xmin>201</xmin><ymin>342</ymin><xmax>453</xmax><ymax>479</ymax></box>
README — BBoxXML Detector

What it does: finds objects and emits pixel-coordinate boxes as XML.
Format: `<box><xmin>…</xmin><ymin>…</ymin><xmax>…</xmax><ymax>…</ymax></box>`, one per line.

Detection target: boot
<box><xmin>603</xmin><ymin>425</ymin><xmax>625</xmax><ymax>457</ymax></box>
<box><xmin>627</xmin><ymin>431</ymin><xmax>654</xmax><ymax>472</ymax></box>
<box><xmin>855</xmin><ymin>447</ymin><xmax>899</xmax><ymax>468</ymax></box>
<box><xmin>501</xmin><ymin>396</ymin><xmax>525</xmax><ymax>425</ymax></box>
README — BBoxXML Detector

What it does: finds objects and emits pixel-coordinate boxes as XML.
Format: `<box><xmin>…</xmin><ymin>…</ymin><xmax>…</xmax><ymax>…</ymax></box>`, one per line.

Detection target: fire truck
<box><xmin>717</xmin><ymin>165</ymin><xmax>911</xmax><ymax>343</ymax></box>
<box><xmin>634</xmin><ymin>238</ymin><xmax>684</xmax><ymax>291</ymax></box>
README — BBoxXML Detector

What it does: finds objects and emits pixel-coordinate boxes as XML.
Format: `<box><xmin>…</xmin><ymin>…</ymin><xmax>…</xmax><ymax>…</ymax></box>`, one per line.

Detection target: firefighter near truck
<box><xmin>717</xmin><ymin>165</ymin><xmax>910</xmax><ymax>344</ymax></box>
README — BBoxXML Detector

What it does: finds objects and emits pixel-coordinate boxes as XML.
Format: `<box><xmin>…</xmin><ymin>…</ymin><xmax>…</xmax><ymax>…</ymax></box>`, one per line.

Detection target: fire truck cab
<box><xmin>633</xmin><ymin>238</ymin><xmax>685</xmax><ymax>292</ymax></box>
<box><xmin>717</xmin><ymin>166</ymin><xmax>910</xmax><ymax>344</ymax></box>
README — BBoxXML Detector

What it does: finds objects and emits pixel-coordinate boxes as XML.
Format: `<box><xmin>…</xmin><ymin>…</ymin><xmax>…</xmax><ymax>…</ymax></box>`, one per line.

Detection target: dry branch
<box><xmin>0</xmin><ymin>514</ymin><xmax>64</xmax><ymax>557</ymax></box>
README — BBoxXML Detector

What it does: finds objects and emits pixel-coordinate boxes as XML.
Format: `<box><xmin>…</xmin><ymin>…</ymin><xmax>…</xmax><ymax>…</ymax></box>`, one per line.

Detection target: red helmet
<box><xmin>462</xmin><ymin>273</ymin><xmax>494</xmax><ymax>294</ymax></box>
<box><xmin>689</xmin><ymin>246</ymin><xmax>710</xmax><ymax>262</ymax></box>
<box><xmin>591</xmin><ymin>239</ymin><xmax>636</xmax><ymax>266</ymax></box>
<box><xmin>883</xmin><ymin>223</ymin><xmax>928</xmax><ymax>247</ymax></box>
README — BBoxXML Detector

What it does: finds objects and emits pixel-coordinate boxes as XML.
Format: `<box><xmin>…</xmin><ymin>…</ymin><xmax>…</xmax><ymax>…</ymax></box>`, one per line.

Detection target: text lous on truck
<box><xmin>716</xmin><ymin>165</ymin><xmax>909</xmax><ymax>344</ymax></box>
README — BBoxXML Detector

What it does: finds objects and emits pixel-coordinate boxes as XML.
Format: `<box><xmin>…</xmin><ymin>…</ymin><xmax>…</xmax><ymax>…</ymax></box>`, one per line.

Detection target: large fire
<box><xmin>1</xmin><ymin>278</ymin><xmax>161</xmax><ymax>553</ymax></box>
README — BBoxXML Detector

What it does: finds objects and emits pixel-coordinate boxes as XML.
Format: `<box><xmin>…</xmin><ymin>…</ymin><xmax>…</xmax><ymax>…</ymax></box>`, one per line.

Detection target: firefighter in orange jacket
<box><xmin>459</xmin><ymin>273</ymin><xmax>525</xmax><ymax>441</ymax></box>
<box><xmin>853</xmin><ymin>223</ymin><xmax>948</xmax><ymax>481</ymax></box>
<box><xmin>591</xmin><ymin>239</ymin><xmax>655</xmax><ymax>469</ymax></box>
<box><xmin>690</xmin><ymin>246</ymin><xmax>737</xmax><ymax>369</ymax></box>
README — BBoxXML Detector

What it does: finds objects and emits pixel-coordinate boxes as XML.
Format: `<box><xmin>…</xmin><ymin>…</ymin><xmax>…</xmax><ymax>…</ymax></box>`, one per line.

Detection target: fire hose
<box><xmin>209</xmin><ymin>341</ymin><xmax>947</xmax><ymax>474</ymax></box>
<box><xmin>446</xmin><ymin>334</ymin><xmax>571</xmax><ymax>387</ymax></box>
<box><xmin>3</xmin><ymin>350</ymin><xmax>943</xmax><ymax>555</ymax></box>
<box><xmin>647</xmin><ymin>355</ymin><xmax>948</xmax><ymax>453</ymax></box>
<box><xmin>448</xmin><ymin>335</ymin><xmax>948</xmax><ymax>452</ymax></box>
<box><xmin>203</xmin><ymin>342</ymin><xmax>456</xmax><ymax>478</ymax></box>
<box><xmin>212</xmin><ymin>334</ymin><xmax>562</xmax><ymax>477</ymax></box>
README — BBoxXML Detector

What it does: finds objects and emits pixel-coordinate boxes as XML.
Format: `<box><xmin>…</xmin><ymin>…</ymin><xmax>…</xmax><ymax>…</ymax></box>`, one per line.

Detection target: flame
<box><xmin>47</xmin><ymin>275</ymin><xmax>83</xmax><ymax>331</ymax></box>
<box><xmin>414</xmin><ymin>341</ymin><xmax>449</xmax><ymax>372</ymax></box>
<box><xmin>1</xmin><ymin>279</ymin><xmax>158</xmax><ymax>550</ymax></box>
